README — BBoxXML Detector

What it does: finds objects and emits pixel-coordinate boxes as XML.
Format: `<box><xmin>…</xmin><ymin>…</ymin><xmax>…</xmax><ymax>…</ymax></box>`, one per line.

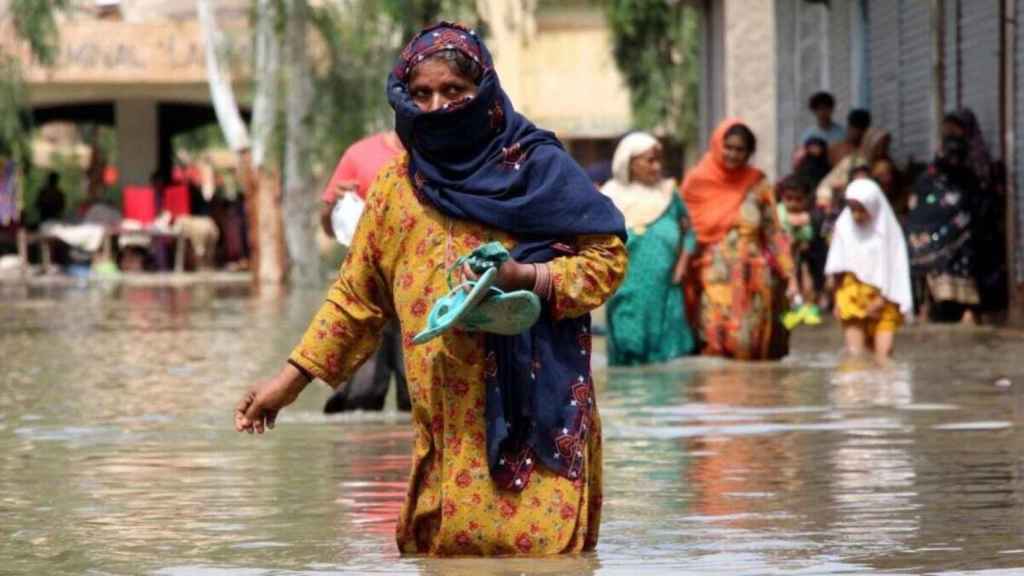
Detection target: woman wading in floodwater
<box><xmin>234</xmin><ymin>23</ymin><xmax>627</xmax><ymax>555</ymax></box>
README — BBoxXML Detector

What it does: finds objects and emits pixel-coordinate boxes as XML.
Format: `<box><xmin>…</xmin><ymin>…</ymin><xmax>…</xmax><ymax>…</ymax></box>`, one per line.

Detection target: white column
<box><xmin>723</xmin><ymin>0</ymin><xmax>779</xmax><ymax>180</ymax></box>
<box><xmin>115</xmin><ymin>99</ymin><xmax>158</xmax><ymax>186</ymax></box>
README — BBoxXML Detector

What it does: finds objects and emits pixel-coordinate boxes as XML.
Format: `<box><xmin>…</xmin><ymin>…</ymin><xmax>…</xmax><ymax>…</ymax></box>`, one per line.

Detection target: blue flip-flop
<box><xmin>412</xmin><ymin>266</ymin><xmax>498</xmax><ymax>344</ymax></box>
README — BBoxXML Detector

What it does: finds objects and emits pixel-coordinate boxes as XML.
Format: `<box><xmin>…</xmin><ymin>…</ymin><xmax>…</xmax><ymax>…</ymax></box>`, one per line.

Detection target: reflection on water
<box><xmin>2</xmin><ymin>285</ymin><xmax>1023</xmax><ymax>575</ymax></box>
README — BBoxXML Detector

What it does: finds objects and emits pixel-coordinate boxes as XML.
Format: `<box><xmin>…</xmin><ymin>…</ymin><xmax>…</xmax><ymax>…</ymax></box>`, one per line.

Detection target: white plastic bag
<box><xmin>330</xmin><ymin>193</ymin><xmax>365</xmax><ymax>246</ymax></box>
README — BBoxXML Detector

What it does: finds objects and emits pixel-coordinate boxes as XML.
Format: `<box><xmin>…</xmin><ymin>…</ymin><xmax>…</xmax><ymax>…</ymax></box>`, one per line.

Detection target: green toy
<box><xmin>782</xmin><ymin>295</ymin><xmax>823</xmax><ymax>330</ymax></box>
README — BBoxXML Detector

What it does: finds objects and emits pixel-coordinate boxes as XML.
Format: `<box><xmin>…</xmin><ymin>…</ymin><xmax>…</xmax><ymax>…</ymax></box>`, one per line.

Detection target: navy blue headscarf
<box><xmin>388</xmin><ymin>23</ymin><xmax>626</xmax><ymax>491</ymax></box>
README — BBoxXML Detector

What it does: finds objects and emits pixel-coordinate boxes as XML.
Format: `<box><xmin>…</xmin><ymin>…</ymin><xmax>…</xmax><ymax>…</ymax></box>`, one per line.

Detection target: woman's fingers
<box><xmin>235</xmin><ymin>390</ymin><xmax>256</xmax><ymax>432</ymax></box>
<box><xmin>244</xmin><ymin>395</ymin><xmax>265</xmax><ymax>430</ymax></box>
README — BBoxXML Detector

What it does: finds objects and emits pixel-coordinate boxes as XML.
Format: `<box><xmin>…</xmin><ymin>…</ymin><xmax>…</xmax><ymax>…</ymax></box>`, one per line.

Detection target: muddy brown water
<box><xmin>1</xmin><ymin>284</ymin><xmax>1022</xmax><ymax>575</ymax></box>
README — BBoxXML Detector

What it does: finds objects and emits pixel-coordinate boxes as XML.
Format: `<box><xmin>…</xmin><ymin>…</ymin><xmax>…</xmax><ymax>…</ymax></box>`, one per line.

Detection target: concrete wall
<box><xmin>722</xmin><ymin>0</ymin><xmax>778</xmax><ymax>180</ymax></box>
<box><xmin>521</xmin><ymin>15</ymin><xmax>632</xmax><ymax>138</ymax></box>
<box><xmin>483</xmin><ymin>3</ymin><xmax>632</xmax><ymax>140</ymax></box>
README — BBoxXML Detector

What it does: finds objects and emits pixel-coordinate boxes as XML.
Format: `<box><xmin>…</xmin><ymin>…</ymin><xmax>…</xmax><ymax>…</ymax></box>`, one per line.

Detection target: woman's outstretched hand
<box><xmin>235</xmin><ymin>364</ymin><xmax>310</xmax><ymax>434</ymax></box>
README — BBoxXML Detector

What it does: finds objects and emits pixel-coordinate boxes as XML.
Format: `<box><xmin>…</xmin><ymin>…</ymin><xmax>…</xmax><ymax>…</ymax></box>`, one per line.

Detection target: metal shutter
<box><xmin>1016</xmin><ymin>0</ymin><xmax>1024</xmax><ymax>282</ymax></box>
<box><xmin>958</xmin><ymin>0</ymin><xmax>1001</xmax><ymax>158</ymax></box>
<box><xmin>775</xmin><ymin>0</ymin><xmax>859</xmax><ymax>175</ymax></box>
<box><xmin>867</xmin><ymin>0</ymin><xmax>934</xmax><ymax>164</ymax></box>
<box><xmin>829</xmin><ymin>0</ymin><xmax>854</xmax><ymax>120</ymax></box>
<box><xmin>868</xmin><ymin>0</ymin><xmax>901</xmax><ymax>143</ymax></box>
<box><xmin>944</xmin><ymin>0</ymin><xmax>959</xmax><ymax>109</ymax></box>
<box><xmin>898</xmin><ymin>0</ymin><xmax>933</xmax><ymax>165</ymax></box>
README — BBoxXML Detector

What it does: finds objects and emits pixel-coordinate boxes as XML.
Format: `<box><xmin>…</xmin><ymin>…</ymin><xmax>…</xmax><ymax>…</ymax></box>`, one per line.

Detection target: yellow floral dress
<box><xmin>695</xmin><ymin>181</ymin><xmax>794</xmax><ymax>360</ymax></box>
<box><xmin>289</xmin><ymin>155</ymin><xmax>627</xmax><ymax>555</ymax></box>
<box><xmin>834</xmin><ymin>273</ymin><xmax>903</xmax><ymax>336</ymax></box>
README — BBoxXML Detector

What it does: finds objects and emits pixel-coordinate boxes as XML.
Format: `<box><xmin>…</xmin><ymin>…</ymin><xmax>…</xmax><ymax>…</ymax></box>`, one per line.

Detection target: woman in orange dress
<box><xmin>233</xmin><ymin>23</ymin><xmax>627</xmax><ymax>555</ymax></box>
<box><xmin>682</xmin><ymin>119</ymin><xmax>796</xmax><ymax>360</ymax></box>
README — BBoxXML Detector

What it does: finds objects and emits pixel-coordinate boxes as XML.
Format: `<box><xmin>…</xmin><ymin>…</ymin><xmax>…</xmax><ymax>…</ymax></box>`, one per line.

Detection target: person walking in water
<box><xmin>235</xmin><ymin>23</ymin><xmax>627</xmax><ymax>555</ymax></box>
<box><xmin>318</xmin><ymin>131</ymin><xmax>411</xmax><ymax>413</ymax></box>
<box><xmin>826</xmin><ymin>179</ymin><xmax>912</xmax><ymax>361</ymax></box>
<box><xmin>683</xmin><ymin>119</ymin><xmax>796</xmax><ymax>360</ymax></box>
<box><xmin>602</xmin><ymin>131</ymin><xmax>696</xmax><ymax>365</ymax></box>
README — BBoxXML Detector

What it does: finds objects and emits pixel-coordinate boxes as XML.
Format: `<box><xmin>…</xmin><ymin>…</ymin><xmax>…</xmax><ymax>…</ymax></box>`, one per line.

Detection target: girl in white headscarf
<box><xmin>825</xmin><ymin>179</ymin><xmax>912</xmax><ymax>361</ymax></box>
<box><xmin>601</xmin><ymin>132</ymin><xmax>697</xmax><ymax>365</ymax></box>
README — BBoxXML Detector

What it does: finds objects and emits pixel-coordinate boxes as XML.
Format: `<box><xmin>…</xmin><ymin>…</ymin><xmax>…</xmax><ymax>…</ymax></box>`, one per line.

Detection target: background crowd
<box><xmin>601</xmin><ymin>91</ymin><xmax>1007</xmax><ymax>366</ymax></box>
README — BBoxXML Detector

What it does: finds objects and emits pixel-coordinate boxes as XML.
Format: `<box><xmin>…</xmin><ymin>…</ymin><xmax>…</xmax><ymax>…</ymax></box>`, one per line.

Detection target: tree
<box><xmin>380</xmin><ymin>0</ymin><xmax>480</xmax><ymax>41</ymax></box>
<box><xmin>603</xmin><ymin>0</ymin><xmax>700</xmax><ymax>145</ymax></box>
<box><xmin>281</xmin><ymin>0</ymin><xmax>321</xmax><ymax>287</ymax></box>
<box><xmin>200</xmin><ymin>0</ymin><xmax>479</xmax><ymax>287</ymax></box>
<box><xmin>307</xmin><ymin>0</ymin><xmax>479</xmax><ymax>167</ymax></box>
<box><xmin>199</xmin><ymin>0</ymin><xmax>289</xmax><ymax>285</ymax></box>
<box><xmin>249</xmin><ymin>0</ymin><xmax>287</xmax><ymax>285</ymax></box>
<box><xmin>1</xmin><ymin>0</ymin><xmax>70</xmax><ymax>160</ymax></box>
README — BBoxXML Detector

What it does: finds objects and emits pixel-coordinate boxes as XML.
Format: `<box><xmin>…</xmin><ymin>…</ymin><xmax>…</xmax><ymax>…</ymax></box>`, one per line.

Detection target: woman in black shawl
<box><xmin>907</xmin><ymin>136</ymin><xmax>981</xmax><ymax>323</ymax></box>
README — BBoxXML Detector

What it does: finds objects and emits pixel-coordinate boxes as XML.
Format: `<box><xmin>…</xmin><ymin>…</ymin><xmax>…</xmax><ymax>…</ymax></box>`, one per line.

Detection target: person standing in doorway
<box><xmin>319</xmin><ymin>131</ymin><xmax>412</xmax><ymax>413</ymax></box>
<box><xmin>793</xmin><ymin>91</ymin><xmax>846</xmax><ymax>167</ymax></box>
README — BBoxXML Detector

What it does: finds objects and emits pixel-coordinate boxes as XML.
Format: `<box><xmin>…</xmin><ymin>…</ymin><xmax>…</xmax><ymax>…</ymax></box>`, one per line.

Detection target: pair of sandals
<box><xmin>413</xmin><ymin>242</ymin><xmax>542</xmax><ymax>345</ymax></box>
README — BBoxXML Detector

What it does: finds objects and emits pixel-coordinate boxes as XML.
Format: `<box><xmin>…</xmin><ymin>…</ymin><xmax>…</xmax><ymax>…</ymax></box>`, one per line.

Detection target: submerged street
<box><xmin>2</xmin><ymin>284</ymin><xmax>1023</xmax><ymax>575</ymax></box>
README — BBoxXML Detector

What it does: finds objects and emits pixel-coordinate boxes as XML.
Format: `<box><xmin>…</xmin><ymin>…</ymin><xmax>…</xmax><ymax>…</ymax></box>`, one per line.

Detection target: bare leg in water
<box><xmin>873</xmin><ymin>331</ymin><xmax>894</xmax><ymax>363</ymax></box>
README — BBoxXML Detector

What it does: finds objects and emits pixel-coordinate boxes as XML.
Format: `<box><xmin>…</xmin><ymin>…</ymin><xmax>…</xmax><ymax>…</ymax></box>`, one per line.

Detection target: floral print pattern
<box><xmin>289</xmin><ymin>155</ymin><xmax>626</xmax><ymax>555</ymax></box>
<box><xmin>695</xmin><ymin>180</ymin><xmax>794</xmax><ymax>360</ymax></box>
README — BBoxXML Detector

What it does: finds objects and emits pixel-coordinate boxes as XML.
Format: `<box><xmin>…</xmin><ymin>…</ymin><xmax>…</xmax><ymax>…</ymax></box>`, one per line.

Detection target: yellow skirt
<box><xmin>835</xmin><ymin>273</ymin><xmax>902</xmax><ymax>336</ymax></box>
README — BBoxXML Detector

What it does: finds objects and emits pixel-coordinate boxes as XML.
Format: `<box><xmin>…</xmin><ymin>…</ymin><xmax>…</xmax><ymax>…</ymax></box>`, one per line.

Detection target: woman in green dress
<box><xmin>602</xmin><ymin>132</ymin><xmax>696</xmax><ymax>365</ymax></box>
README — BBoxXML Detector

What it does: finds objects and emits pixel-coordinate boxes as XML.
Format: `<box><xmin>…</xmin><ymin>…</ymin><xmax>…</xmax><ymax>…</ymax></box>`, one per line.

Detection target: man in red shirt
<box><xmin>319</xmin><ymin>131</ymin><xmax>404</xmax><ymax>236</ymax></box>
<box><xmin>320</xmin><ymin>131</ymin><xmax>410</xmax><ymax>413</ymax></box>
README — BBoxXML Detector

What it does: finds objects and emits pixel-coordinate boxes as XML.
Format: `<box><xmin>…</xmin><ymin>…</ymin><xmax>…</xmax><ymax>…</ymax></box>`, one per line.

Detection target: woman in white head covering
<box><xmin>825</xmin><ymin>178</ymin><xmax>912</xmax><ymax>361</ymax></box>
<box><xmin>601</xmin><ymin>132</ymin><xmax>697</xmax><ymax>365</ymax></box>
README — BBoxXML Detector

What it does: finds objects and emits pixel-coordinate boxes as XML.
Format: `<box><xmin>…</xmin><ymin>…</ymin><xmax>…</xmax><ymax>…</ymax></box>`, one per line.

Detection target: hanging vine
<box><xmin>602</xmin><ymin>0</ymin><xmax>700</xmax><ymax>144</ymax></box>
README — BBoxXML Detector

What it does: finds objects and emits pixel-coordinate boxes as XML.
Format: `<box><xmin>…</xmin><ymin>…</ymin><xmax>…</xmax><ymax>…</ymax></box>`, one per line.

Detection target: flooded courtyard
<box><xmin>1</xmin><ymin>283</ymin><xmax>1023</xmax><ymax>575</ymax></box>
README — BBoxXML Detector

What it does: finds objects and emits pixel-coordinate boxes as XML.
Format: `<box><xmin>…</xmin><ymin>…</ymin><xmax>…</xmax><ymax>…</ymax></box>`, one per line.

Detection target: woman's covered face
<box><xmin>629</xmin><ymin>145</ymin><xmax>663</xmax><ymax>187</ymax></box>
<box><xmin>848</xmin><ymin>199</ymin><xmax>870</xmax><ymax>225</ymax></box>
<box><xmin>942</xmin><ymin>120</ymin><xmax>965</xmax><ymax>139</ymax></box>
<box><xmin>408</xmin><ymin>58</ymin><xmax>478</xmax><ymax>113</ymax></box>
<box><xmin>722</xmin><ymin>134</ymin><xmax>750</xmax><ymax>170</ymax></box>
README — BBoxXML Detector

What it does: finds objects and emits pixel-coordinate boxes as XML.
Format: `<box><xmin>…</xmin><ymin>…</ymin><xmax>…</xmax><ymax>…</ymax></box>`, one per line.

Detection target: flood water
<box><xmin>2</xmin><ymin>283</ymin><xmax>1023</xmax><ymax>575</ymax></box>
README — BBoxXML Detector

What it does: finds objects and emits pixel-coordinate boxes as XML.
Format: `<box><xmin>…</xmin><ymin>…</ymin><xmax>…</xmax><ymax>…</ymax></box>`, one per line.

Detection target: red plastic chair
<box><xmin>163</xmin><ymin>184</ymin><xmax>191</xmax><ymax>217</ymax></box>
<box><xmin>122</xmin><ymin>186</ymin><xmax>156</xmax><ymax>224</ymax></box>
